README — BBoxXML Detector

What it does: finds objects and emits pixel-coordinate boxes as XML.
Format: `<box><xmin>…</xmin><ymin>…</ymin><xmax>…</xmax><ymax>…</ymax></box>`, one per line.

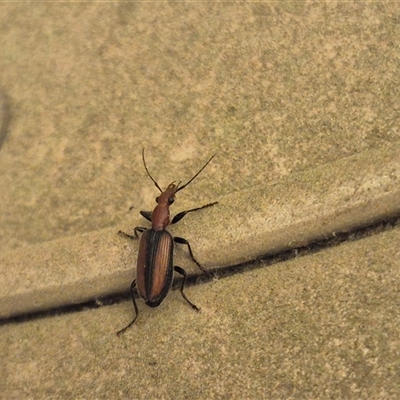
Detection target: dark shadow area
<box><xmin>1</xmin><ymin>213</ymin><xmax>399</xmax><ymax>328</ymax></box>
<box><xmin>0</xmin><ymin>89</ymin><xmax>11</xmax><ymax>151</ymax></box>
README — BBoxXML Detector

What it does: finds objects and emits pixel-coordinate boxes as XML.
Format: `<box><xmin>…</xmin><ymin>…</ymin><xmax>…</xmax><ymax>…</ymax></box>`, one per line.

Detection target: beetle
<box><xmin>117</xmin><ymin>149</ymin><xmax>217</xmax><ymax>335</ymax></box>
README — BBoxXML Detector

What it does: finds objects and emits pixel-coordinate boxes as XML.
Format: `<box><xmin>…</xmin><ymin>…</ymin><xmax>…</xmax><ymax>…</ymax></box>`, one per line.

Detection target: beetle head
<box><xmin>155</xmin><ymin>182</ymin><xmax>180</xmax><ymax>206</ymax></box>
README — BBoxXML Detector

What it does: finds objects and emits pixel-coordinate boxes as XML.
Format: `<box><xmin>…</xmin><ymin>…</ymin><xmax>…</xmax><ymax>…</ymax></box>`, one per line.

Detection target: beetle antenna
<box><xmin>142</xmin><ymin>148</ymin><xmax>163</xmax><ymax>193</ymax></box>
<box><xmin>176</xmin><ymin>154</ymin><xmax>216</xmax><ymax>192</ymax></box>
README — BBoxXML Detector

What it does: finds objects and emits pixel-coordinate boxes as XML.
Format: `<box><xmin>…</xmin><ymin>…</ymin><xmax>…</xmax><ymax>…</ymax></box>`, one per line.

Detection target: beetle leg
<box><xmin>117</xmin><ymin>280</ymin><xmax>139</xmax><ymax>336</ymax></box>
<box><xmin>139</xmin><ymin>210</ymin><xmax>152</xmax><ymax>222</ymax></box>
<box><xmin>134</xmin><ymin>226</ymin><xmax>147</xmax><ymax>236</ymax></box>
<box><xmin>173</xmin><ymin>236</ymin><xmax>209</xmax><ymax>275</ymax></box>
<box><xmin>171</xmin><ymin>201</ymin><xmax>218</xmax><ymax>225</ymax></box>
<box><xmin>118</xmin><ymin>226</ymin><xmax>147</xmax><ymax>240</ymax></box>
<box><xmin>174</xmin><ymin>266</ymin><xmax>200</xmax><ymax>311</ymax></box>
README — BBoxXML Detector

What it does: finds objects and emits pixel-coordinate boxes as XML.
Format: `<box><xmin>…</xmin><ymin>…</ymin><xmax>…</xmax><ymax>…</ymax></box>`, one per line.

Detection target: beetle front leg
<box><xmin>171</xmin><ymin>201</ymin><xmax>218</xmax><ymax>225</ymax></box>
<box><xmin>139</xmin><ymin>210</ymin><xmax>152</xmax><ymax>222</ymax></box>
<box><xmin>117</xmin><ymin>280</ymin><xmax>139</xmax><ymax>336</ymax></box>
<box><xmin>118</xmin><ymin>226</ymin><xmax>147</xmax><ymax>240</ymax></box>
<box><xmin>174</xmin><ymin>266</ymin><xmax>200</xmax><ymax>311</ymax></box>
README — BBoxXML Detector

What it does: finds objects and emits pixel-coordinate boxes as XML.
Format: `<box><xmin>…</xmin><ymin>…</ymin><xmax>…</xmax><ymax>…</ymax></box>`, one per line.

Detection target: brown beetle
<box><xmin>117</xmin><ymin>149</ymin><xmax>217</xmax><ymax>335</ymax></box>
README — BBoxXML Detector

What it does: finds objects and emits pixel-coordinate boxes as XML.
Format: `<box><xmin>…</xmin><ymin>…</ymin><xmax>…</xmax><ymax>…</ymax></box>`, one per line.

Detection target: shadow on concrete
<box><xmin>0</xmin><ymin>89</ymin><xmax>11</xmax><ymax>151</ymax></box>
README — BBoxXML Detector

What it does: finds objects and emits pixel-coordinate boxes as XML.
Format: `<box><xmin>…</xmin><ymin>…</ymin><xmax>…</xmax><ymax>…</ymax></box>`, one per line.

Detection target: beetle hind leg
<box><xmin>117</xmin><ymin>280</ymin><xmax>139</xmax><ymax>336</ymax></box>
<box><xmin>174</xmin><ymin>266</ymin><xmax>200</xmax><ymax>312</ymax></box>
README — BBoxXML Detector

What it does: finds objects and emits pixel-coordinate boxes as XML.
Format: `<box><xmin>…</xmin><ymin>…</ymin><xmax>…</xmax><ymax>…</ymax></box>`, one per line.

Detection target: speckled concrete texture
<box><xmin>2</xmin><ymin>227</ymin><xmax>399</xmax><ymax>398</ymax></box>
<box><xmin>1</xmin><ymin>3</ymin><xmax>399</xmax><ymax>251</ymax></box>
<box><xmin>1</xmin><ymin>2</ymin><xmax>400</xmax><ymax>399</ymax></box>
<box><xmin>1</xmin><ymin>142</ymin><xmax>399</xmax><ymax>318</ymax></box>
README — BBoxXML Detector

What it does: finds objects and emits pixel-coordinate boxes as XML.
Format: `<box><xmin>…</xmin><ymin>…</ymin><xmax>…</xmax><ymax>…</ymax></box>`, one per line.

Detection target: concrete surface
<box><xmin>1</xmin><ymin>2</ymin><xmax>400</xmax><ymax>399</ymax></box>
<box><xmin>1</xmin><ymin>142</ymin><xmax>399</xmax><ymax>318</ymax></box>
<box><xmin>2</xmin><ymin>227</ymin><xmax>400</xmax><ymax>398</ymax></box>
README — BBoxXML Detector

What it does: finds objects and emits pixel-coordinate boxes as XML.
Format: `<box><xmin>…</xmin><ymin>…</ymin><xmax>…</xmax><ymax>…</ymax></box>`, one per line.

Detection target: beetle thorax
<box><xmin>151</xmin><ymin>183</ymin><xmax>177</xmax><ymax>230</ymax></box>
<box><xmin>151</xmin><ymin>204</ymin><xmax>170</xmax><ymax>230</ymax></box>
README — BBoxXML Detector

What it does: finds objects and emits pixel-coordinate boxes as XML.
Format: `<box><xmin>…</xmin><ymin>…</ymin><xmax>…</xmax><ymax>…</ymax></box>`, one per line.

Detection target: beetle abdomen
<box><xmin>136</xmin><ymin>229</ymin><xmax>174</xmax><ymax>307</ymax></box>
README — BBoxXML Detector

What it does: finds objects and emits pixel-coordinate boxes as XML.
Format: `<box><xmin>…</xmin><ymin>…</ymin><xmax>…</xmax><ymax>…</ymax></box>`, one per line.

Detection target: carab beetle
<box><xmin>117</xmin><ymin>149</ymin><xmax>217</xmax><ymax>335</ymax></box>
